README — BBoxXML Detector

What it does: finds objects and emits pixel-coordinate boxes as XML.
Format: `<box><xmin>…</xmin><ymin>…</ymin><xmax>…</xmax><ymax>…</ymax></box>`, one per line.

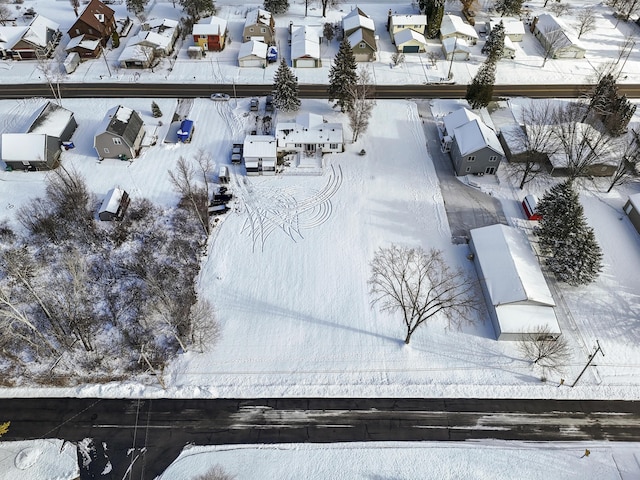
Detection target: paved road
<box><xmin>2</xmin><ymin>397</ymin><xmax>640</xmax><ymax>479</ymax></box>
<box><xmin>2</xmin><ymin>83</ymin><xmax>640</xmax><ymax>100</ymax></box>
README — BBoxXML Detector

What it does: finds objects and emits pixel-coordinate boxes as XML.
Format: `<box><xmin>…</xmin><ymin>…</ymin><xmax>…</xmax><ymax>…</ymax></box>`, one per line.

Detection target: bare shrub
<box><xmin>193</xmin><ymin>465</ymin><xmax>236</xmax><ymax>480</ymax></box>
<box><xmin>518</xmin><ymin>325</ymin><xmax>571</xmax><ymax>374</ymax></box>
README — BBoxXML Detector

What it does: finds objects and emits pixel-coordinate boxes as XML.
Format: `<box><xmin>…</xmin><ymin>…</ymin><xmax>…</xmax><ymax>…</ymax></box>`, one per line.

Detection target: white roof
<box><xmin>534</xmin><ymin>13</ymin><xmax>585</xmax><ymax>51</ymax></box>
<box><xmin>470</xmin><ymin>224</ymin><xmax>555</xmax><ymax>306</ymax></box>
<box><xmin>495</xmin><ymin>304</ymin><xmax>561</xmax><ymax>336</ymax></box>
<box><xmin>145</xmin><ymin>18</ymin><xmax>179</xmax><ymax>30</ymax></box>
<box><xmin>24</xmin><ymin>15</ymin><xmax>59</xmax><ymax>47</ymax></box>
<box><xmin>193</xmin><ymin>16</ymin><xmax>227</xmax><ymax>36</ymax></box>
<box><xmin>276</xmin><ymin>113</ymin><xmax>343</xmax><ymax>146</ymax></box>
<box><xmin>1</xmin><ymin>133</ymin><xmax>48</xmax><ymax>161</ymax></box>
<box><xmin>245</xmin><ymin>9</ymin><xmax>272</xmax><ymax>28</ymax></box>
<box><xmin>453</xmin><ymin>119</ymin><xmax>504</xmax><ymax>156</ymax></box>
<box><xmin>0</xmin><ymin>26</ymin><xmax>30</xmax><ymax>50</ymax></box>
<box><xmin>441</xmin><ymin>37</ymin><xmax>470</xmax><ymax>54</ymax></box>
<box><xmin>243</xmin><ymin>135</ymin><xmax>277</xmax><ymax>158</ymax></box>
<box><xmin>390</xmin><ymin>15</ymin><xmax>427</xmax><ymax>27</ymax></box>
<box><xmin>342</xmin><ymin>8</ymin><xmax>375</xmax><ymax>33</ymax></box>
<box><xmin>394</xmin><ymin>28</ymin><xmax>427</xmax><ymax>46</ymax></box>
<box><xmin>65</xmin><ymin>34</ymin><xmax>100</xmax><ymax>51</ymax></box>
<box><xmin>132</xmin><ymin>30</ymin><xmax>171</xmax><ymax>49</ymax></box>
<box><xmin>443</xmin><ymin>108</ymin><xmax>481</xmax><ymax>136</ymax></box>
<box><xmin>629</xmin><ymin>193</ymin><xmax>640</xmax><ymax>211</ymax></box>
<box><xmin>440</xmin><ymin>14</ymin><xmax>478</xmax><ymax>40</ymax></box>
<box><xmin>99</xmin><ymin>187</ymin><xmax>125</xmax><ymax>215</ymax></box>
<box><xmin>488</xmin><ymin>17</ymin><xmax>526</xmax><ymax>36</ymax></box>
<box><xmin>238</xmin><ymin>40</ymin><xmax>268</xmax><ymax>59</ymax></box>
<box><xmin>27</xmin><ymin>102</ymin><xmax>75</xmax><ymax>138</ymax></box>
<box><xmin>291</xmin><ymin>26</ymin><xmax>320</xmax><ymax>60</ymax></box>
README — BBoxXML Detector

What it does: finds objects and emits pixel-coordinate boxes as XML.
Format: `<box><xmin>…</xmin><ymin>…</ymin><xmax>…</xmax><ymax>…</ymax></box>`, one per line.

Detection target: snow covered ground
<box><xmin>0</xmin><ymin>439</ymin><xmax>78</xmax><ymax>480</ymax></box>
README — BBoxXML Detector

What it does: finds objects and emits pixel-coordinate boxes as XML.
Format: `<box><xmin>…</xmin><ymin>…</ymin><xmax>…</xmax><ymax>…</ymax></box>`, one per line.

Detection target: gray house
<box><xmin>442</xmin><ymin>108</ymin><xmax>504</xmax><ymax>175</ymax></box>
<box><xmin>342</xmin><ymin>7</ymin><xmax>377</xmax><ymax>62</ymax></box>
<box><xmin>27</xmin><ymin>101</ymin><xmax>78</xmax><ymax>141</ymax></box>
<box><xmin>624</xmin><ymin>193</ymin><xmax>640</xmax><ymax>235</ymax></box>
<box><xmin>94</xmin><ymin>105</ymin><xmax>145</xmax><ymax>160</ymax></box>
<box><xmin>1</xmin><ymin>133</ymin><xmax>61</xmax><ymax>170</ymax></box>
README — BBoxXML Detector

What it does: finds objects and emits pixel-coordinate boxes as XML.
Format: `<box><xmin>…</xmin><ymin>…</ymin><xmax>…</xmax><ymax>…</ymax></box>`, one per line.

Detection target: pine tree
<box><xmin>151</xmin><ymin>101</ymin><xmax>163</xmax><ymax>118</ymax></box>
<box><xmin>264</xmin><ymin>0</ymin><xmax>289</xmax><ymax>14</ymax></box>
<box><xmin>535</xmin><ymin>180</ymin><xmax>603</xmax><ymax>285</ymax></box>
<box><xmin>482</xmin><ymin>21</ymin><xmax>505</xmax><ymax>62</ymax></box>
<box><xmin>272</xmin><ymin>59</ymin><xmax>300</xmax><ymax>112</ymax></box>
<box><xmin>126</xmin><ymin>0</ymin><xmax>149</xmax><ymax>16</ymax></box>
<box><xmin>328</xmin><ymin>38</ymin><xmax>358</xmax><ymax>112</ymax></box>
<box><xmin>465</xmin><ymin>60</ymin><xmax>496</xmax><ymax>109</ymax></box>
<box><xmin>604</xmin><ymin>94</ymin><xmax>636</xmax><ymax>137</ymax></box>
<box><xmin>423</xmin><ymin>0</ymin><xmax>445</xmax><ymax>39</ymax></box>
<box><xmin>495</xmin><ymin>0</ymin><xmax>523</xmax><ymax>17</ymax></box>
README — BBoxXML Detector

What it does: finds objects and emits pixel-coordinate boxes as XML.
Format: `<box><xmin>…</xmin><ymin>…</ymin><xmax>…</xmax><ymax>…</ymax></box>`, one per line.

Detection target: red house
<box><xmin>67</xmin><ymin>0</ymin><xmax>116</xmax><ymax>46</ymax></box>
<box><xmin>522</xmin><ymin>195</ymin><xmax>542</xmax><ymax>221</ymax></box>
<box><xmin>192</xmin><ymin>16</ymin><xmax>227</xmax><ymax>51</ymax></box>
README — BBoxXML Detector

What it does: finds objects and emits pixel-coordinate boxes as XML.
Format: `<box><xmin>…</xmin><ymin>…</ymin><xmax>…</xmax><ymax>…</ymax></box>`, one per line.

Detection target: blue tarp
<box><xmin>177</xmin><ymin>119</ymin><xmax>194</xmax><ymax>142</ymax></box>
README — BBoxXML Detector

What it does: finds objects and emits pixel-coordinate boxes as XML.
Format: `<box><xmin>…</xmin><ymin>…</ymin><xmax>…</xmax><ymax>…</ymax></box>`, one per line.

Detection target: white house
<box><xmin>238</xmin><ymin>40</ymin><xmax>268</xmax><ymax>68</ymax></box>
<box><xmin>342</xmin><ymin>7</ymin><xmax>375</xmax><ymax>36</ymax></box>
<box><xmin>243</xmin><ymin>135</ymin><xmax>277</xmax><ymax>176</ymax></box>
<box><xmin>487</xmin><ymin>17</ymin><xmax>526</xmax><ymax>42</ymax></box>
<box><xmin>469</xmin><ymin>224</ymin><xmax>562</xmax><ymax>341</ymax></box>
<box><xmin>275</xmin><ymin>113</ymin><xmax>343</xmax><ymax>155</ymax></box>
<box><xmin>393</xmin><ymin>28</ymin><xmax>427</xmax><ymax>53</ymax></box>
<box><xmin>291</xmin><ymin>26</ymin><xmax>321</xmax><ymax>68</ymax></box>
<box><xmin>532</xmin><ymin>13</ymin><xmax>586</xmax><ymax>59</ymax></box>
<box><xmin>441</xmin><ymin>37</ymin><xmax>471</xmax><ymax>60</ymax></box>
<box><xmin>388</xmin><ymin>14</ymin><xmax>427</xmax><ymax>38</ymax></box>
<box><xmin>440</xmin><ymin>14</ymin><xmax>478</xmax><ymax>45</ymax></box>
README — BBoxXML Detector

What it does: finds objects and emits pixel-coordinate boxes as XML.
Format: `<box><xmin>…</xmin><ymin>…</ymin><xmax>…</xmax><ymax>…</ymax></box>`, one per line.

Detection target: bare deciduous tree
<box><xmin>169</xmin><ymin>153</ymin><xmax>213</xmax><ymax>236</ymax></box>
<box><xmin>426</xmin><ymin>50</ymin><xmax>440</xmax><ymax>67</ymax></box>
<box><xmin>194</xmin><ymin>465</ymin><xmax>236</xmax><ymax>480</ymax></box>
<box><xmin>390</xmin><ymin>52</ymin><xmax>405</xmax><ymax>67</ymax></box>
<box><xmin>347</xmin><ymin>68</ymin><xmax>376</xmax><ymax>142</ymax></box>
<box><xmin>538</xmin><ymin>28</ymin><xmax>568</xmax><ymax>67</ymax></box>
<box><xmin>518</xmin><ymin>325</ymin><xmax>571</xmax><ymax>374</ymax></box>
<box><xmin>69</xmin><ymin>0</ymin><xmax>80</xmax><ymax>16</ymax></box>
<box><xmin>548</xmin><ymin>2</ymin><xmax>571</xmax><ymax>16</ymax></box>
<box><xmin>0</xmin><ymin>4</ymin><xmax>12</xmax><ymax>25</ymax></box>
<box><xmin>606</xmin><ymin>129</ymin><xmax>640</xmax><ymax>192</ymax></box>
<box><xmin>188</xmin><ymin>298</ymin><xmax>221</xmax><ymax>353</ymax></box>
<box><xmin>575</xmin><ymin>7</ymin><xmax>596</xmax><ymax>38</ymax></box>
<box><xmin>369</xmin><ymin>245</ymin><xmax>477</xmax><ymax>344</ymax></box>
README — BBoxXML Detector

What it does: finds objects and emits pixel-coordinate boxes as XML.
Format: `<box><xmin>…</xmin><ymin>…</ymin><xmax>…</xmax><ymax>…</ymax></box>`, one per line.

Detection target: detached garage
<box><xmin>469</xmin><ymin>224</ymin><xmax>561</xmax><ymax>341</ymax></box>
<box><xmin>394</xmin><ymin>28</ymin><xmax>427</xmax><ymax>53</ymax></box>
<box><xmin>238</xmin><ymin>40</ymin><xmax>268</xmax><ymax>68</ymax></box>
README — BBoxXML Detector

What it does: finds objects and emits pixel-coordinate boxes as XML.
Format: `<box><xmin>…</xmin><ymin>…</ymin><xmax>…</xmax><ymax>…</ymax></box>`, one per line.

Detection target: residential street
<box><xmin>2</xmin><ymin>397</ymin><xmax>640</xmax><ymax>479</ymax></box>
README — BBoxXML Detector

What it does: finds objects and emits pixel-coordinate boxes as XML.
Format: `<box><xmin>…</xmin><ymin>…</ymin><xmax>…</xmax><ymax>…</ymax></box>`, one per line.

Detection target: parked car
<box><xmin>210</xmin><ymin>93</ymin><xmax>230</xmax><ymax>101</ymax></box>
<box><xmin>208</xmin><ymin>204</ymin><xmax>229</xmax><ymax>215</ymax></box>
<box><xmin>213</xmin><ymin>193</ymin><xmax>233</xmax><ymax>202</ymax></box>
<box><xmin>267</xmin><ymin>46</ymin><xmax>278</xmax><ymax>63</ymax></box>
<box><xmin>265</xmin><ymin>95</ymin><xmax>274</xmax><ymax>112</ymax></box>
<box><xmin>250</xmin><ymin>98</ymin><xmax>259</xmax><ymax>111</ymax></box>
<box><xmin>231</xmin><ymin>153</ymin><xmax>242</xmax><ymax>164</ymax></box>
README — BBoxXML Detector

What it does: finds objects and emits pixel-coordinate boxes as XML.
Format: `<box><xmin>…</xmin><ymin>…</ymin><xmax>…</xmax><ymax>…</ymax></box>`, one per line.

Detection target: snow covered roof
<box><xmin>243</xmin><ymin>135</ymin><xmax>276</xmax><ymax>158</ymax></box>
<box><xmin>145</xmin><ymin>18</ymin><xmax>179</xmax><ymax>30</ymax></box>
<box><xmin>488</xmin><ymin>17</ymin><xmax>525</xmax><ymax>37</ymax></box>
<box><xmin>24</xmin><ymin>15</ymin><xmax>59</xmax><ymax>47</ymax></box>
<box><xmin>193</xmin><ymin>16</ymin><xmax>227</xmax><ymax>36</ymax></box>
<box><xmin>99</xmin><ymin>187</ymin><xmax>125</xmax><ymax>215</ymax></box>
<box><xmin>244</xmin><ymin>9</ymin><xmax>273</xmax><ymax>28</ymax></box>
<box><xmin>495</xmin><ymin>304</ymin><xmax>561</xmax><ymax>337</ymax></box>
<box><xmin>27</xmin><ymin>102</ymin><xmax>75</xmax><ymax>138</ymax></box>
<box><xmin>132</xmin><ymin>30</ymin><xmax>172</xmax><ymax>50</ymax></box>
<box><xmin>394</xmin><ymin>28</ymin><xmax>427</xmax><ymax>46</ymax></box>
<box><xmin>441</xmin><ymin>37</ymin><xmax>470</xmax><ymax>55</ymax></box>
<box><xmin>347</xmin><ymin>28</ymin><xmax>376</xmax><ymax>50</ymax></box>
<box><xmin>275</xmin><ymin>113</ymin><xmax>343</xmax><ymax>146</ymax></box>
<box><xmin>65</xmin><ymin>34</ymin><xmax>100</xmax><ymax>51</ymax></box>
<box><xmin>390</xmin><ymin>14</ymin><xmax>427</xmax><ymax>28</ymax></box>
<box><xmin>1</xmin><ymin>133</ymin><xmax>49</xmax><ymax>161</ymax></box>
<box><xmin>470</xmin><ymin>224</ymin><xmax>555</xmax><ymax>307</ymax></box>
<box><xmin>238</xmin><ymin>40</ymin><xmax>268</xmax><ymax>59</ymax></box>
<box><xmin>440</xmin><ymin>14</ymin><xmax>478</xmax><ymax>40</ymax></box>
<box><xmin>443</xmin><ymin>108</ymin><xmax>481</xmax><ymax>136</ymax></box>
<box><xmin>541</xmin><ymin>123</ymin><xmax>619</xmax><ymax>168</ymax></box>
<box><xmin>0</xmin><ymin>26</ymin><xmax>30</xmax><ymax>51</ymax></box>
<box><xmin>453</xmin><ymin>119</ymin><xmax>504</xmax><ymax>156</ymax></box>
<box><xmin>342</xmin><ymin>7</ymin><xmax>375</xmax><ymax>33</ymax></box>
<box><xmin>96</xmin><ymin>105</ymin><xmax>143</xmax><ymax>146</ymax></box>
<box><xmin>534</xmin><ymin>13</ymin><xmax>585</xmax><ymax>51</ymax></box>
<box><xmin>291</xmin><ymin>26</ymin><xmax>320</xmax><ymax>60</ymax></box>
<box><xmin>629</xmin><ymin>193</ymin><xmax>640</xmax><ymax>211</ymax></box>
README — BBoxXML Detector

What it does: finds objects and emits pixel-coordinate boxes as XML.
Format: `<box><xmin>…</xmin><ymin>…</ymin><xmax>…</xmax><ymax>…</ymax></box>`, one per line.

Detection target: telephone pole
<box><xmin>571</xmin><ymin>340</ymin><xmax>604</xmax><ymax>387</ymax></box>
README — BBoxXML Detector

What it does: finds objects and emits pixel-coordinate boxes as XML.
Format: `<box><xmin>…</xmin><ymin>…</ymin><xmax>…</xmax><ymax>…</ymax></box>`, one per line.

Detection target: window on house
<box><xmin>466</xmin><ymin>166</ymin><xmax>471</xmax><ymax>172</ymax></box>
<box><xmin>489</xmin><ymin>155</ymin><xmax>497</xmax><ymax>162</ymax></box>
<box><xmin>88</xmin><ymin>28</ymin><xmax>93</xmax><ymax>34</ymax></box>
<box><xmin>295</xmin><ymin>143</ymin><xmax>302</xmax><ymax>148</ymax></box>
<box><xmin>249</xmin><ymin>27</ymin><xmax>254</xmax><ymax>32</ymax></box>
<box><xmin>467</xmin><ymin>155</ymin><xmax>476</xmax><ymax>162</ymax></box>
<box><xmin>330</xmin><ymin>143</ymin><xmax>338</xmax><ymax>149</ymax></box>
<box><xmin>104</xmin><ymin>148</ymin><xmax>110</xmax><ymax>154</ymax></box>
<box><xmin>261</xmin><ymin>28</ymin><xmax>266</xmax><ymax>33</ymax></box>
<box><xmin>359</xmin><ymin>42</ymin><xmax>365</xmax><ymax>49</ymax></box>
<box><xmin>200</xmin><ymin>35</ymin><xmax>207</xmax><ymax>39</ymax></box>
<box><xmin>113</xmin><ymin>138</ymin><xmax>122</xmax><ymax>145</ymax></box>
<box><xmin>75</xmin><ymin>29</ymin><xmax>80</xmax><ymax>35</ymax></box>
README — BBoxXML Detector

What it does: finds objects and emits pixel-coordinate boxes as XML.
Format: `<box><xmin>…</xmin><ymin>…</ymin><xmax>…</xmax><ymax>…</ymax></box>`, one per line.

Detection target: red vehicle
<box><xmin>522</xmin><ymin>195</ymin><xmax>541</xmax><ymax>221</ymax></box>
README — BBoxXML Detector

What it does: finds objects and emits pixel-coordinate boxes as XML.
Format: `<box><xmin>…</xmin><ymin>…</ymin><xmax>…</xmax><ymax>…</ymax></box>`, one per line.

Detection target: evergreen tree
<box><xmin>535</xmin><ymin>180</ymin><xmax>603</xmax><ymax>285</ymax></box>
<box><xmin>482</xmin><ymin>21</ymin><xmax>505</xmax><ymax>62</ymax></box>
<box><xmin>328</xmin><ymin>38</ymin><xmax>358</xmax><ymax>112</ymax></box>
<box><xmin>126</xmin><ymin>0</ymin><xmax>149</xmax><ymax>16</ymax></box>
<box><xmin>495</xmin><ymin>0</ymin><xmax>523</xmax><ymax>17</ymax></box>
<box><xmin>604</xmin><ymin>94</ymin><xmax>636</xmax><ymax>137</ymax></box>
<box><xmin>151</xmin><ymin>101</ymin><xmax>163</xmax><ymax>118</ymax></box>
<box><xmin>423</xmin><ymin>0</ymin><xmax>445</xmax><ymax>39</ymax></box>
<box><xmin>272</xmin><ymin>59</ymin><xmax>300</xmax><ymax>112</ymax></box>
<box><xmin>263</xmin><ymin>0</ymin><xmax>289</xmax><ymax>14</ymax></box>
<box><xmin>179</xmin><ymin>0</ymin><xmax>215</xmax><ymax>21</ymax></box>
<box><xmin>111</xmin><ymin>31</ymin><xmax>120</xmax><ymax>48</ymax></box>
<box><xmin>465</xmin><ymin>60</ymin><xmax>496</xmax><ymax>109</ymax></box>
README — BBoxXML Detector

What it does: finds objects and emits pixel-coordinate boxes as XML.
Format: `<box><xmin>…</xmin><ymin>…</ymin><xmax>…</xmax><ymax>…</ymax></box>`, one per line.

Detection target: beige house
<box><xmin>487</xmin><ymin>17</ymin><xmax>525</xmax><ymax>42</ymax></box>
<box><xmin>440</xmin><ymin>14</ymin><xmax>478</xmax><ymax>45</ymax></box>
<box><xmin>243</xmin><ymin>9</ymin><xmax>275</xmax><ymax>45</ymax></box>
<box><xmin>442</xmin><ymin>37</ymin><xmax>471</xmax><ymax>60</ymax></box>
<box><xmin>342</xmin><ymin>7</ymin><xmax>377</xmax><ymax>61</ymax></box>
<box><xmin>394</xmin><ymin>28</ymin><xmax>427</xmax><ymax>53</ymax></box>
<box><xmin>388</xmin><ymin>14</ymin><xmax>427</xmax><ymax>38</ymax></box>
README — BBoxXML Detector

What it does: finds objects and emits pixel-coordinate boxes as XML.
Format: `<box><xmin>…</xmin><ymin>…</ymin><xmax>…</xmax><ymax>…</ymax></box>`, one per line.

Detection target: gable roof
<box><xmin>24</xmin><ymin>15</ymin><xmax>59</xmax><ymax>46</ymax></box>
<box><xmin>488</xmin><ymin>17</ymin><xmax>525</xmax><ymax>37</ymax></box>
<box><xmin>243</xmin><ymin>135</ymin><xmax>277</xmax><ymax>158</ymax></box>
<box><xmin>440</xmin><ymin>14</ymin><xmax>478</xmax><ymax>40</ymax></box>
<box><xmin>1</xmin><ymin>133</ymin><xmax>58</xmax><ymax>162</ymax></box>
<box><xmin>0</xmin><ymin>26</ymin><xmax>30</xmax><ymax>50</ymax></box>
<box><xmin>342</xmin><ymin>7</ymin><xmax>375</xmax><ymax>33</ymax></box>
<box><xmin>390</xmin><ymin>14</ymin><xmax>427</xmax><ymax>28</ymax></box>
<box><xmin>73</xmin><ymin>0</ymin><xmax>115</xmax><ymax>34</ymax></box>
<box><xmin>193</xmin><ymin>16</ymin><xmax>227</xmax><ymax>36</ymax></box>
<box><xmin>238</xmin><ymin>40</ymin><xmax>268</xmax><ymax>59</ymax></box>
<box><xmin>347</xmin><ymin>28</ymin><xmax>377</xmax><ymax>51</ymax></box>
<box><xmin>244</xmin><ymin>9</ymin><xmax>273</xmax><ymax>29</ymax></box>
<box><xmin>97</xmin><ymin>105</ymin><xmax>144</xmax><ymax>147</ymax></box>
<box><xmin>100</xmin><ymin>187</ymin><xmax>126</xmax><ymax>215</ymax></box>
<box><xmin>291</xmin><ymin>26</ymin><xmax>320</xmax><ymax>60</ymax></box>
<box><xmin>454</xmin><ymin>119</ymin><xmax>505</xmax><ymax>156</ymax></box>
<box><xmin>27</xmin><ymin>102</ymin><xmax>75</xmax><ymax>138</ymax></box>
<box><xmin>443</xmin><ymin>108</ymin><xmax>481</xmax><ymax>136</ymax></box>
<box><xmin>275</xmin><ymin>113</ymin><xmax>343</xmax><ymax>145</ymax></box>
<box><xmin>394</xmin><ymin>28</ymin><xmax>427</xmax><ymax>46</ymax></box>
<box><xmin>470</xmin><ymin>224</ymin><xmax>555</xmax><ymax>306</ymax></box>
<box><xmin>442</xmin><ymin>37</ymin><xmax>470</xmax><ymax>55</ymax></box>
<box><xmin>65</xmin><ymin>34</ymin><xmax>100</xmax><ymax>51</ymax></box>
<box><xmin>534</xmin><ymin>13</ymin><xmax>585</xmax><ymax>51</ymax></box>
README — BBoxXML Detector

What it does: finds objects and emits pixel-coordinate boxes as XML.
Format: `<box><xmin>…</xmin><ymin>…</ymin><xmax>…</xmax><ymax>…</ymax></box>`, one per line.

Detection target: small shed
<box><xmin>623</xmin><ymin>193</ymin><xmax>640</xmax><ymax>235</ymax></box>
<box><xmin>99</xmin><ymin>187</ymin><xmax>130</xmax><ymax>221</ymax></box>
<box><xmin>27</xmin><ymin>101</ymin><xmax>77</xmax><ymax>142</ymax></box>
<box><xmin>63</xmin><ymin>52</ymin><xmax>81</xmax><ymax>73</ymax></box>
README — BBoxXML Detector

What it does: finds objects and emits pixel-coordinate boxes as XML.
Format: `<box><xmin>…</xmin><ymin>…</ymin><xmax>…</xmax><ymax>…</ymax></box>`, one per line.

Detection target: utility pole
<box><xmin>447</xmin><ymin>37</ymin><xmax>457</xmax><ymax>80</ymax></box>
<box><xmin>100</xmin><ymin>44</ymin><xmax>112</xmax><ymax>77</ymax></box>
<box><xmin>571</xmin><ymin>340</ymin><xmax>604</xmax><ymax>388</ymax></box>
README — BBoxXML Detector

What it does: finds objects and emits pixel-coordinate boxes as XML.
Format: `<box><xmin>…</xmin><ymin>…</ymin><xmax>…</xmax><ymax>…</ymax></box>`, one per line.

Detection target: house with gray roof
<box><xmin>94</xmin><ymin>105</ymin><xmax>145</xmax><ymax>160</ymax></box>
<box><xmin>532</xmin><ymin>13</ymin><xmax>585</xmax><ymax>59</ymax></box>
<box><xmin>342</xmin><ymin>7</ymin><xmax>377</xmax><ymax>61</ymax></box>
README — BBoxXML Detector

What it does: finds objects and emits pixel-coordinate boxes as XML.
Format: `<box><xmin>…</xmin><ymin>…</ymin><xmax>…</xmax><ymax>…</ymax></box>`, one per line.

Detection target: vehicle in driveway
<box><xmin>208</xmin><ymin>204</ymin><xmax>229</xmax><ymax>215</ymax></box>
<box><xmin>213</xmin><ymin>193</ymin><xmax>233</xmax><ymax>203</ymax></box>
<box><xmin>211</xmin><ymin>93</ymin><xmax>230</xmax><ymax>101</ymax></box>
<box><xmin>250</xmin><ymin>98</ymin><xmax>259</xmax><ymax>111</ymax></box>
<box><xmin>231</xmin><ymin>143</ymin><xmax>243</xmax><ymax>164</ymax></box>
<box><xmin>265</xmin><ymin>95</ymin><xmax>274</xmax><ymax>112</ymax></box>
